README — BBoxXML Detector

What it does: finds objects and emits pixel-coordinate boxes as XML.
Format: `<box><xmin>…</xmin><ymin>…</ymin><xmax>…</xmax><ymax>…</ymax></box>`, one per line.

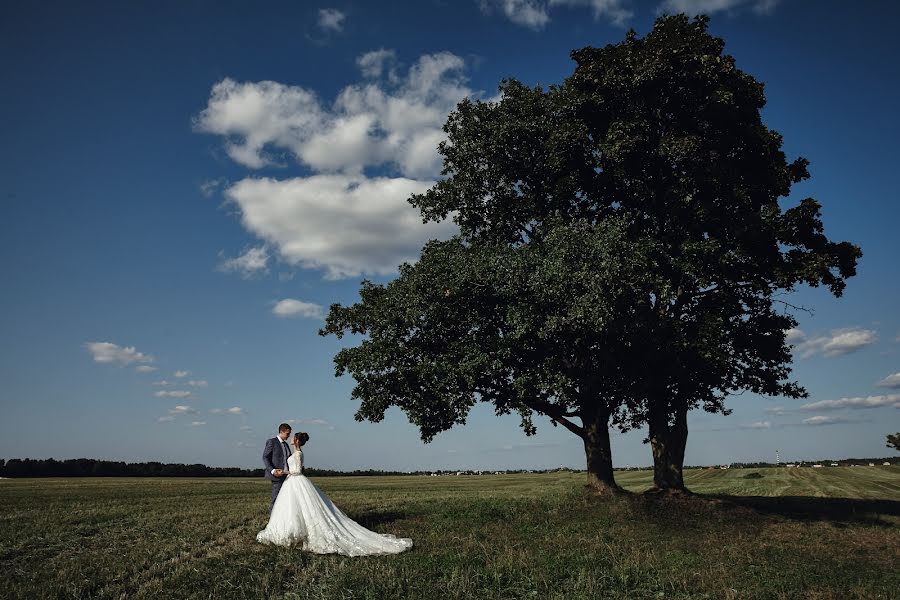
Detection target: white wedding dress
<box><xmin>256</xmin><ymin>450</ymin><xmax>413</xmax><ymax>556</ymax></box>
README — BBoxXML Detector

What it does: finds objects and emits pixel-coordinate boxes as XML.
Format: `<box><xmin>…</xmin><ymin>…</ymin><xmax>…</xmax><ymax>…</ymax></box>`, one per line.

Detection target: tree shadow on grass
<box><xmin>350</xmin><ymin>510</ymin><xmax>409</xmax><ymax>529</ymax></box>
<box><xmin>706</xmin><ymin>495</ymin><xmax>900</xmax><ymax>528</ymax></box>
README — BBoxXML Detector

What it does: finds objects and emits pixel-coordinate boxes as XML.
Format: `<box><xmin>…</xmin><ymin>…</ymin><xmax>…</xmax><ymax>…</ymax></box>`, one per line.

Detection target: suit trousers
<box><xmin>270</xmin><ymin>478</ymin><xmax>286</xmax><ymax>513</ymax></box>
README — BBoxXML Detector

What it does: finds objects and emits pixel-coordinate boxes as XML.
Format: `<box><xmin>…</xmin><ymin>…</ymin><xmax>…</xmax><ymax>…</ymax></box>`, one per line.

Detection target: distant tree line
<box><xmin>0</xmin><ymin>458</ymin><xmax>263</xmax><ymax>478</ymax></box>
<box><xmin>0</xmin><ymin>458</ymin><xmax>427</xmax><ymax>478</ymax></box>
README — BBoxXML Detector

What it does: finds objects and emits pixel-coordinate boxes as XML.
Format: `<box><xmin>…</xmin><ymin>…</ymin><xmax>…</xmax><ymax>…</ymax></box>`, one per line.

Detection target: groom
<box><xmin>262</xmin><ymin>423</ymin><xmax>292</xmax><ymax>513</ymax></box>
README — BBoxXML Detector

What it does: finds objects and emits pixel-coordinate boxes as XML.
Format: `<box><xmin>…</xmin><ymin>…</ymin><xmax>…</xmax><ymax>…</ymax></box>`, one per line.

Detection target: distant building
<box><xmin>812</xmin><ymin>464</ymin><xmax>824</xmax><ymax>468</ymax></box>
<box><xmin>830</xmin><ymin>463</ymin><xmax>839</xmax><ymax>467</ymax></box>
<box><xmin>884</xmin><ymin>462</ymin><xmax>891</xmax><ymax>466</ymax></box>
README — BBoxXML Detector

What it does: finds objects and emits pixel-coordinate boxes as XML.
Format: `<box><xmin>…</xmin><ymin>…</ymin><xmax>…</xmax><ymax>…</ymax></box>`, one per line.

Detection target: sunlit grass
<box><xmin>1</xmin><ymin>467</ymin><xmax>897</xmax><ymax>599</ymax></box>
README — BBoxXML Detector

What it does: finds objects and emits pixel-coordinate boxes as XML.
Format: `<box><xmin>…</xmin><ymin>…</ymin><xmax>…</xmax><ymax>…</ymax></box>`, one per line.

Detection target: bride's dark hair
<box><xmin>293</xmin><ymin>432</ymin><xmax>310</xmax><ymax>447</ymax></box>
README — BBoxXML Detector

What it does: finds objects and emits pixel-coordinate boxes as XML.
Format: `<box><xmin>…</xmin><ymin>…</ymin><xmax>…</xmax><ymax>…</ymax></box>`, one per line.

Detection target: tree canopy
<box><xmin>322</xmin><ymin>14</ymin><xmax>860</xmax><ymax>492</ymax></box>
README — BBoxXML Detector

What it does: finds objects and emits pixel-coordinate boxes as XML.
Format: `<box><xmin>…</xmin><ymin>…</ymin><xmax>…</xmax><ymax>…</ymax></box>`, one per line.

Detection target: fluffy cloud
<box><xmin>764</xmin><ymin>406</ymin><xmax>786</xmax><ymax>416</ymax></box>
<box><xmin>174</xmin><ymin>370</ymin><xmax>190</xmax><ymax>378</ymax></box>
<box><xmin>212</xmin><ymin>406</ymin><xmax>245</xmax><ymax>415</ymax></box>
<box><xmin>196</xmin><ymin>53</ymin><xmax>470</xmax><ymax>177</ymax></box>
<box><xmin>788</xmin><ymin>327</ymin><xmax>878</xmax><ymax>358</ymax></box>
<box><xmin>657</xmin><ymin>0</ymin><xmax>779</xmax><ymax>15</ymax></box>
<box><xmin>875</xmin><ymin>372</ymin><xmax>900</xmax><ymax>389</ymax></box>
<box><xmin>317</xmin><ymin>8</ymin><xmax>346</xmax><ymax>33</ymax></box>
<box><xmin>218</xmin><ymin>246</ymin><xmax>269</xmax><ymax>278</ymax></box>
<box><xmin>357</xmin><ymin>49</ymin><xmax>398</xmax><ymax>80</ymax></box>
<box><xmin>84</xmin><ymin>342</ymin><xmax>155</xmax><ymax>366</ymax></box>
<box><xmin>801</xmin><ymin>415</ymin><xmax>864</xmax><ymax>426</ymax></box>
<box><xmin>739</xmin><ymin>420</ymin><xmax>771</xmax><ymax>429</ymax></box>
<box><xmin>154</xmin><ymin>390</ymin><xmax>193</xmax><ymax>399</ymax></box>
<box><xmin>135</xmin><ymin>365</ymin><xmax>157</xmax><ymax>373</ymax></box>
<box><xmin>800</xmin><ymin>394</ymin><xmax>900</xmax><ymax>411</ymax></box>
<box><xmin>480</xmin><ymin>0</ymin><xmax>550</xmax><ymax>29</ymax></box>
<box><xmin>186</xmin><ymin>380</ymin><xmax>208</xmax><ymax>388</ymax></box>
<box><xmin>272</xmin><ymin>299</ymin><xmax>325</xmax><ymax>319</ymax></box>
<box><xmin>170</xmin><ymin>405</ymin><xmax>198</xmax><ymax>415</ymax></box>
<box><xmin>550</xmin><ymin>0</ymin><xmax>633</xmax><ymax>26</ymax></box>
<box><xmin>225</xmin><ymin>175</ymin><xmax>454</xmax><ymax>279</ymax></box>
<box><xmin>195</xmin><ymin>52</ymin><xmax>473</xmax><ymax>279</ymax></box>
<box><xmin>479</xmin><ymin>0</ymin><xmax>632</xmax><ymax>28</ymax></box>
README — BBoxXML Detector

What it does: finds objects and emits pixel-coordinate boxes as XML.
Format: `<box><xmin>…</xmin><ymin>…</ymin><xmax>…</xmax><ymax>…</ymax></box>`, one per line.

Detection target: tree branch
<box><xmin>523</xmin><ymin>398</ymin><xmax>585</xmax><ymax>437</ymax></box>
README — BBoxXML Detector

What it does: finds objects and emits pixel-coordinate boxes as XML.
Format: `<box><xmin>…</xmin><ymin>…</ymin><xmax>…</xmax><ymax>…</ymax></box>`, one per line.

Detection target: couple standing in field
<box><xmin>255</xmin><ymin>422</ymin><xmax>413</xmax><ymax>556</ymax></box>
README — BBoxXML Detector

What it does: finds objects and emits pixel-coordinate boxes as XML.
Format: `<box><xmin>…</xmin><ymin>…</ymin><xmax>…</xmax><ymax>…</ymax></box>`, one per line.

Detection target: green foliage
<box><xmin>323</xmin><ymin>219</ymin><xmax>655</xmax><ymax>442</ymax></box>
<box><xmin>888</xmin><ymin>432</ymin><xmax>900</xmax><ymax>452</ymax></box>
<box><xmin>321</xmin><ymin>14</ymin><xmax>861</xmax><ymax>476</ymax></box>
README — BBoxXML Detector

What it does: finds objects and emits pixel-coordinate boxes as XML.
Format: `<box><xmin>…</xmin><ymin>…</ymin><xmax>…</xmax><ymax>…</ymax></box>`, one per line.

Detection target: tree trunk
<box><xmin>581</xmin><ymin>408</ymin><xmax>621</xmax><ymax>493</ymax></box>
<box><xmin>648</xmin><ymin>402</ymin><xmax>689</xmax><ymax>493</ymax></box>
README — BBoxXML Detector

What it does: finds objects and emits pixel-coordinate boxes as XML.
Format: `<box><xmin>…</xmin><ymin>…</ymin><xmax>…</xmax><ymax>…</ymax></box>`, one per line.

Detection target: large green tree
<box><xmin>322</xmin><ymin>15</ymin><xmax>860</xmax><ymax>492</ymax></box>
<box><xmin>323</xmin><ymin>220</ymin><xmax>656</xmax><ymax>492</ymax></box>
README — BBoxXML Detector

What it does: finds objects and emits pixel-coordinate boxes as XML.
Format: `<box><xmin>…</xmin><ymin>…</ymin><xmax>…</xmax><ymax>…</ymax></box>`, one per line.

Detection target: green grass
<box><xmin>1</xmin><ymin>467</ymin><xmax>898</xmax><ymax>599</ymax></box>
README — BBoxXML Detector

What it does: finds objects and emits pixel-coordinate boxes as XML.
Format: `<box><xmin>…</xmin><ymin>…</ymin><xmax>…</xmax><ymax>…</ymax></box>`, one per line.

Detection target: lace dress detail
<box><xmin>256</xmin><ymin>450</ymin><xmax>413</xmax><ymax>556</ymax></box>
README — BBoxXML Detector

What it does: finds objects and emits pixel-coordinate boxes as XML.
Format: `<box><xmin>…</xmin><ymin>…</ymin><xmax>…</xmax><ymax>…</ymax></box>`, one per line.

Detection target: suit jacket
<box><xmin>262</xmin><ymin>437</ymin><xmax>290</xmax><ymax>482</ymax></box>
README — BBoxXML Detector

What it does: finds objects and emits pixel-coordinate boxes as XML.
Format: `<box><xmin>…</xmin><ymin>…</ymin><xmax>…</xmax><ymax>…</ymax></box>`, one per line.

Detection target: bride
<box><xmin>256</xmin><ymin>431</ymin><xmax>413</xmax><ymax>556</ymax></box>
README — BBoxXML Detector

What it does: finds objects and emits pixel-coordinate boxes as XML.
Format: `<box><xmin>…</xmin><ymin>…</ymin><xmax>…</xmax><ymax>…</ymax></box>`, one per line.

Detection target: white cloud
<box><xmin>801</xmin><ymin>415</ymin><xmax>864</xmax><ymax>426</ymax></box>
<box><xmin>186</xmin><ymin>380</ymin><xmax>208</xmax><ymax>388</ymax></box>
<box><xmin>789</xmin><ymin>327</ymin><xmax>878</xmax><ymax>359</ymax></box>
<box><xmin>550</xmin><ymin>0</ymin><xmax>633</xmax><ymax>26</ymax></box>
<box><xmin>225</xmin><ymin>175</ymin><xmax>454</xmax><ymax>279</ymax></box>
<box><xmin>200</xmin><ymin>178</ymin><xmax>226</xmax><ymax>198</ymax></box>
<box><xmin>875</xmin><ymin>373</ymin><xmax>900</xmax><ymax>389</ymax></box>
<box><xmin>784</xmin><ymin>328</ymin><xmax>805</xmax><ymax>344</ymax></box>
<box><xmin>764</xmin><ymin>406</ymin><xmax>786</xmax><ymax>416</ymax></box>
<box><xmin>657</xmin><ymin>0</ymin><xmax>779</xmax><ymax>15</ymax></box>
<box><xmin>739</xmin><ymin>420</ymin><xmax>771</xmax><ymax>429</ymax></box>
<box><xmin>154</xmin><ymin>390</ymin><xmax>193</xmax><ymax>399</ymax></box>
<box><xmin>218</xmin><ymin>246</ymin><xmax>269</xmax><ymax>278</ymax></box>
<box><xmin>84</xmin><ymin>342</ymin><xmax>155</xmax><ymax>366</ymax></box>
<box><xmin>191</xmin><ymin>421</ymin><xmax>207</xmax><ymax>427</ymax></box>
<box><xmin>213</xmin><ymin>406</ymin><xmax>245</xmax><ymax>415</ymax></box>
<box><xmin>480</xmin><ymin>0</ymin><xmax>550</xmax><ymax>29</ymax></box>
<box><xmin>135</xmin><ymin>365</ymin><xmax>157</xmax><ymax>373</ymax></box>
<box><xmin>194</xmin><ymin>79</ymin><xmax>324</xmax><ymax>169</ymax></box>
<box><xmin>195</xmin><ymin>52</ymin><xmax>475</xmax><ymax>279</ymax></box>
<box><xmin>357</xmin><ymin>48</ymin><xmax>398</xmax><ymax>80</ymax></box>
<box><xmin>317</xmin><ymin>8</ymin><xmax>346</xmax><ymax>33</ymax></box>
<box><xmin>480</xmin><ymin>0</ymin><xmax>632</xmax><ymax>28</ymax></box>
<box><xmin>196</xmin><ymin>53</ymin><xmax>471</xmax><ymax>177</ymax></box>
<box><xmin>800</xmin><ymin>394</ymin><xmax>900</xmax><ymax>411</ymax></box>
<box><xmin>170</xmin><ymin>405</ymin><xmax>198</xmax><ymax>415</ymax></box>
<box><xmin>272</xmin><ymin>299</ymin><xmax>325</xmax><ymax>319</ymax></box>
<box><xmin>174</xmin><ymin>370</ymin><xmax>190</xmax><ymax>378</ymax></box>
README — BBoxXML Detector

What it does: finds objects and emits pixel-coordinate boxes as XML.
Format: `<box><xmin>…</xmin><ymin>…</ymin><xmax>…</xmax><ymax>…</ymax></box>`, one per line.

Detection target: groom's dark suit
<box><xmin>263</xmin><ymin>436</ymin><xmax>291</xmax><ymax>512</ymax></box>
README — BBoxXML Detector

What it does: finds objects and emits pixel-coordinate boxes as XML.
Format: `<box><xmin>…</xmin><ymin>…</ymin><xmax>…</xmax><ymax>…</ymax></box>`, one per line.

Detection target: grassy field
<box><xmin>1</xmin><ymin>466</ymin><xmax>898</xmax><ymax>599</ymax></box>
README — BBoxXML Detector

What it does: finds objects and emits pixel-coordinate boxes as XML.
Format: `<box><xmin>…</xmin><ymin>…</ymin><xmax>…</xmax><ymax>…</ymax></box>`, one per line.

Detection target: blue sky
<box><xmin>1</xmin><ymin>0</ymin><xmax>898</xmax><ymax>471</ymax></box>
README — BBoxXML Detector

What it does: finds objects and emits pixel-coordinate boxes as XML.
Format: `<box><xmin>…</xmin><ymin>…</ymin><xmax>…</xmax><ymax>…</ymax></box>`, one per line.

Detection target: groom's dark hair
<box><xmin>278</xmin><ymin>423</ymin><xmax>291</xmax><ymax>433</ymax></box>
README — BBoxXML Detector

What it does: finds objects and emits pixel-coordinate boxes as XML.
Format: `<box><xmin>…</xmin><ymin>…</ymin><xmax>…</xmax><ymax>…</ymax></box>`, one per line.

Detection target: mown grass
<box><xmin>1</xmin><ymin>467</ymin><xmax>897</xmax><ymax>599</ymax></box>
